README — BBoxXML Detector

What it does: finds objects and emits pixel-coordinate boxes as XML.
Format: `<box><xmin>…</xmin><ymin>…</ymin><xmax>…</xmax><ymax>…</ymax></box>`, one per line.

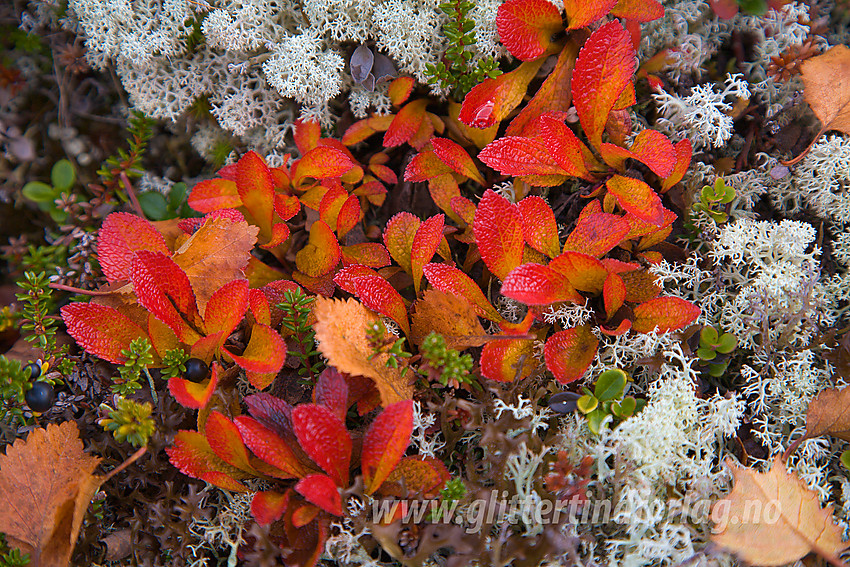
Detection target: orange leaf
<box><xmin>563</xmin><ymin>0</ymin><xmax>617</xmax><ymax>29</ymax></box>
<box><xmin>430</xmin><ymin>138</ymin><xmax>485</xmax><ymax>184</ymax></box>
<box><xmin>410</xmin><ymin>289</ymin><xmax>488</xmax><ymax>349</ymax></box>
<box><xmin>563</xmin><ymin>212</ymin><xmax>631</xmax><ymax>257</ymax></box>
<box><xmin>340</xmin><ymin>243</ymin><xmax>392</xmax><ymax>268</ymax></box>
<box><xmin>383</xmin><ymin>456</ymin><xmax>450</xmax><ymax>498</ymax></box>
<box><xmin>169</xmin><ymin>360</ymin><xmax>221</xmax><ymax>409</ymax></box>
<box><xmin>0</xmin><ymin>422</ymin><xmax>103</xmax><ymax>567</ymax></box>
<box><xmin>205</xmin><ymin>411</ymin><xmax>258</xmax><ymax>474</ymax></box>
<box><xmin>294</xmin><ymin>117</ymin><xmax>321</xmax><ymax>154</ymax></box>
<box><xmin>572</xmin><ymin>21</ymin><xmax>635</xmax><ymax>149</ymax></box>
<box><xmin>538</xmin><ymin>113</ymin><xmax>595</xmax><ymax>180</ymax></box>
<box><xmin>226</xmin><ymin>323</ymin><xmax>287</xmax><ymax>375</ymax></box>
<box><xmin>383</xmin><ymin>212</ymin><xmax>420</xmax><ymax>275</ymax></box>
<box><xmin>251</xmin><ymin>490</ymin><xmax>290</xmax><ymax>527</ymax></box>
<box><xmin>422</xmin><ymin>263</ymin><xmax>503</xmax><ymax>322</ymax></box>
<box><xmin>166</xmin><ymin>431</ymin><xmax>248</xmax><ymax>492</ymax></box>
<box><xmin>473</xmin><ymin>189</ymin><xmax>525</xmax><ymax>280</ymax></box>
<box><xmin>336</xmin><ymin>194</ymin><xmax>361</xmax><ymax>238</ymax></box>
<box><xmin>544</xmin><ymin>325</ymin><xmax>598</xmax><ymax>384</ymax></box>
<box><xmin>404</xmin><ymin>150</ymin><xmax>454</xmax><ymax>182</ymax></box>
<box><xmin>603</xmin><ymin>272</ymin><xmax>626</xmax><ymax>318</ymax></box>
<box><xmin>291</xmin><ymin>147</ymin><xmax>356</xmax><ymax>187</ymax></box>
<box><xmin>478</xmin><ymin>135</ymin><xmax>568</xmax><ymax>183</ymax></box>
<box><xmin>312</xmin><ymin>298</ymin><xmax>414</xmax><ymax>406</ymax></box>
<box><xmin>712</xmin><ymin>456</ymin><xmax>848</xmax><ymax>566</ymax></box>
<box><xmin>631</xmin><ymin>296</ymin><xmax>700</xmax><ymax>333</ymax></box>
<box><xmin>131</xmin><ymin>251</ymin><xmax>200</xmax><ymax>341</ymax></box>
<box><xmin>97</xmin><ymin>212</ymin><xmax>170</xmax><ymax>282</ymax></box>
<box><xmin>517</xmin><ymin>196</ymin><xmax>561</xmax><ymax>258</ymax></box>
<box><xmin>187</xmin><ymin>179</ymin><xmax>242</xmax><ymax>214</ymax></box>
<box><xmin>620</xmin><ymin>269</ymin><xmax>661</xmax><ymax>302</ymax></box>
<box><xmin>549</xmin><ymin>251</ymin><xmax>608</xmax><ymax>293</ymax></box>
<box><xmin>800</xmin><ymin>45</ymin><xmax>850</xmax><ymax>139</ymax></box>
<box><xmin>384</xmin><ymin>99</ymin><xmax>429</xmax><ymax>148</ymax></box>
<box><xmin>295</xmin><ymin>220</ymin><xmax>341</xmax><ymax>277</ymax></box>
<box><xmin>496</xmin><ymin>0</ymin><xmax>563</xmax><ymax>61</ymax></box>
<box><xmin>362</xmin><ymin>400</ymin><xmax>414</xmax><ymax>494</ymax></box>
<box><xmin>660</xmin><ymin>139</ymin><xmax>693</xmax><ymax>192</ymax></box>
<box><xmin>480</xmin><ymin>338</ymin><xmax>536</xmax><ymax>382</ymax></box>
<box><xmin>61</xmin><ymin>303</ymin><xmax>149</xmax><ymax>364</ymax></box>
<box><xmin>606</xmin><ymin>175</ymin><xmax>665</xmax><ymax>226</ymax></box>
<box><xmin>610</xmin><ymin>0</ymin><xmax>664</xmax><ymax>21</ymax></box>
<box><xmin>236</xmin><ymin>151</ymin><xmax>276</xmax><ymax>237</ymax></box>
<box><xmin>501</xmin><ymin>263</ymin><xmax>584</xmax><ymax>305</ymax></box>
<box><xmin>234</xmin><ymin>416</ymin><xmax>312</xmax><ymax>478</ymax></box>
<box><xmin>203</xmin><ymin>279</ymin><xmax>249</xmax><ymax>337</ymax></box>
<box><xmin>411</xmin><ymin>214</ymin><xmax>445</xmax><ymax>294</ymax></box>
<box><xmin>459</xmin><ymin>59</ymin><xmax>545</xmax><ymax>129</ymax></box>
<box><xmin>447</xmin><ymin>100</ymin><xmax>498</xmax><ymax>148</ymax></box>
<box><xmin>353</xmin><ymin>275</ymin><xmax>411</xmax><ymax>336</ymax></box>
<box><xmin>388</xmin><ymin>76</ymin><xmax>415</xmax><ymax>106</ymax></box>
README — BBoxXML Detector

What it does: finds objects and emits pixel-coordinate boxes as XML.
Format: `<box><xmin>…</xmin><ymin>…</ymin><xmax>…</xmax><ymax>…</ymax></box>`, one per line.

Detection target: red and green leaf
<box><xmin>362</xmin><ymin>400</ymin><xmax>414</xmax><ymax>494</ymax></box>
<box><xmin>291</xmin><ymin>404</ymin><xmax>353</xmax><ymax>487</ymax></box>
<box><xmin>631</xmin><ymin>296</ymin><xmax>700</xmax><ymax>333</ymax></box>
<box><xmin>544</xmin><ymin>325</ymin><xmax>598</xmax><ymax>384</ymax></box>
<box><xmin>496</xmin><ymin>0</ymin><xmax>563</xmax><ymax>61</ymax></box>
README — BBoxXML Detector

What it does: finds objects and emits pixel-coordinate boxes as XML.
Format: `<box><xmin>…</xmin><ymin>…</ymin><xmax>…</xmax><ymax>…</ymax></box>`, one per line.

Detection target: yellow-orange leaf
<box><xmin>801</xmin><ymin>45</ymin><xmax>850</xmax><ymax>139</ymax></box>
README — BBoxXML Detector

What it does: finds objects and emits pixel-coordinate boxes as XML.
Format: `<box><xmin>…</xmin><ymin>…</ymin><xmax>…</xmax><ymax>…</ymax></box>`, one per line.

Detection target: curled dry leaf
<box><xmin>312</xmin><ymin>297</ymin><xmax>414</xmax><ymax>406</ymax></box>
<box><xmin>712</xmin><ymin>456</ymin><xmax>848</xmax><ymax>567</ymax></box>
<box><xmin>0</xmin><ymin>421</ymin><xmax>102</xmax><ymax>567</ymax></box>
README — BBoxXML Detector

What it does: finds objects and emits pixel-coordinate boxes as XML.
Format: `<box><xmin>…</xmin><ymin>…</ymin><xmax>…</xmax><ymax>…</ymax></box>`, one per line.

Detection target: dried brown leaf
<box><xmin>410</xmin><ymin>289</ymin><xmax>488</xmax><ymax>350</ymax></box>
<box><xmin>712</xmin><ymin>456</ymin><xmax>848</xmax><ymax>567</ymax></box>
<box><xmin>801</xmin><ymin>45</ymin><xmax>850</xmax><ymax>137</ymax></box>
<box><xmin>0</xmin><ymin>421</ymin><xmax>103</xmax><ymax>567</ymax></box>
<box><xmin>313</xmin><ymin>297</ymin><xmax>413</xmax><ymax>407</ymax></box>
<box><xmin>802</xmin><ymin>386</ymin><xmax>850</xmax><ymax>442</ymax></box>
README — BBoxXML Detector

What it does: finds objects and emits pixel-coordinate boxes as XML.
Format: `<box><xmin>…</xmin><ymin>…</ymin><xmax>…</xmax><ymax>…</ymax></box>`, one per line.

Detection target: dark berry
<box><xmin>25</xmin><ymin>381</ymin><xmax>55</xmax><ymax>412</ymax></box>
<box><xmin>183</xmin><ymin>358</ymin><xmax>209</xmax><ymax>383</ymax></box>
<box><xmin>24</xmin><ymin>362</ymin><xmax>41</xmax><ymax>379</ymax></box>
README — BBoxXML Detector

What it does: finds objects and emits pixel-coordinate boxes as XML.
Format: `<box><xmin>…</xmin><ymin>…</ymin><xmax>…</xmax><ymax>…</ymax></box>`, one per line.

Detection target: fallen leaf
<box><xmin>0</xmin><ymin>422</ymin><xmax>102</xmax><ymax>567</ymax></box>
<box><xmin>785</xmin><ymin>385</ymin><xmax>850</xmax><ymax>460</ymax></box>
<box><xmin>312</xmin><ymin>298</ymin><xmax>414</xmax><ymax>406</ymax></box>
<box><xmin>801</xmin><ymin>45</ymin><xmax>850</xmax><ymax>139</ymax></box>
<box><xmin>712</xmin><ymin>456</ymin><xmax>848</xmax><ymax>566</ymax></box>
<box><xmin>410</xmin><ymin>289</ymin><xmax>488</xmax><ymax>349</ymax></box>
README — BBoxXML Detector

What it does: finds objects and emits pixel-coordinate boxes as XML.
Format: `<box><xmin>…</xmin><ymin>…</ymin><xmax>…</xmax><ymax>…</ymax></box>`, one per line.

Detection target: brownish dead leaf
<box><xmin>786</xmin><ymin>45</ymin><xmax>850</xmax><ymax>165</ymax></box>
<box><xmin>172</xmin><ymin>217</ymin><xmax>259</xmax><ymax>312</ymax></box>
<box><xmin>712</xmin><ymin>456</ymin><xmax>848</xmax><ymax>567</ymax></box>
<box><xmin>313</xmin><ymin>297</ymin><xmax>413</xmax><ymax>407</ymax></box>
<box><xmin>410</xmin><ymin>289</ymin><xmax>488</xmax><ymax>350</ymax></box>
<box><xmin>784</xmin><ymin>385</ymin><xmax>850</xmax><ymax>460</ymax></box>
<box><xmin>0</xmin><ymin>421</ymin><xmax>102</xmax><ymax>567</ymax></box>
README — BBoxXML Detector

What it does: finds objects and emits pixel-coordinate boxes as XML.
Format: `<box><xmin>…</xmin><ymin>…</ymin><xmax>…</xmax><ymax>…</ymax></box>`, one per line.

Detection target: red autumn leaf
<box><xmin>292</xmin><ymin>404</ymin><xmax>352</xmax><ymax>487</ymax></box>
<box><xmin>549</xmin><ymin>251</ymin><xmax>608</xmax><ymax>293</ymax></box>
<box><xmin>507</xmin><ymin>43</ymin><xmax>580</xmax><ymax>137</ymax></box>
<box><xmin>169</xmin><ymin>360</ymin><xmax>220</xmax><ymax>409</ymax></box>
<box><xmin>606</xmin><ymin>175</ymin><xmax>665</xmax><ymax>226</ymax></box>
<box><xmin>291</xmin><ymin>147</ymin><xmax>356</xmax><ymax>187</ymax></box>
<box><xmin>517</xmin><ymin>196</ymin><xmax>561</xmax><ymax>258</ymax></box>
<box><xmin>187</xmin><ymin>179</ymin><xmax>242</xmax><ymax>214</ymax></box>
<box><xmin>478</xmin><ymin>136</ymin><xmax>567</xmax><ymax>178</ymax></box>
<box><xmin>98</xmin><ymin>213</ymin><xmax>170</xmax><ymax>283</ymax></box>
<box><xmin>404</xmin><ymin>150</ymin><xmax>454</xmax><ymax>182</ymax></box>
<box><xmin>252</xmin><ymin>490</ymin><xmax>290</xmax><ymax>526</ymax></box>
<box><xmin>383</xmin><ymin>212</ymin><xmax>421</xmax><ymax>275</ymax></box>
<box><xmin>661</xmin><ymin>139</ymin><xmax>693</xmax><ymax>192</ymax></box>
<box><xmin>422</xmin><ymin>263</ymin><xmax>503</xmax><ymax>322</ymax></box>
<box><xmin>318</xmin><ymin>186</ymin><xmax>349</xmax><ymax>230</ymax></box>
<box><xmin>480</xmin><ymin>338</ymin><xmax>536</xmax><ymax>382</ymax></box>
<box><xmin>362</xmin><ymin>400</ymin><xmax>414</xmax><ymax>494</ymax></box>
<box><xmin>336</xmin><ymin>194</ymin><xmax>361</xmax><ymax>238</ymax></box>
<box><xmin>245</xmin><ymin>392</ymin><xmax>294</xmax><ymax>438</ymax></box>
<box><xmin>296</xmin><ymin>474</ymin><xmax>343</xmax><ymax>515</ymax></box>
<box><xmin>537</xmin><ymin>113</ymin><xmax>595</xmax><ymax>180</ymax></box>
<box><xmin>60</xmin><ymin>303</ymin><xmax>148</xmax><ymax>364</ymax></box>
<box><xmin>563</xmin><ymin>0</ymin><xmax>617</xmax><ymax>29</ymax></box>
<box><xmin>603</xmin><ymin>273</ymin><xmax>626</xmax><ymax>318</ymax></box>
<box><xmin>572</xmin><ymin>21</ymin><xmax>635</xmax><ymax>149</ymax></box>
<box><xmin>225</xmin><ymin>323</ymin><xmax>287</xmax><ymax>374</ymax></box>
<box><xmin>627</xmin><ymin>129</ymin><xmax>676</xmax><ymax>178</ymax></box>
<box><xmin>501</xmin><ymin>263</ymin><xmax>584</xmax><ymax>305</ymax></box>
<box><xmin>496</xmin><ymin>0</ymin><xmax>563</xmax><ymax>61</ymax></box>
<box><xmin>384</xmin><ymin>456</ymin><xmax>450</xmax><ymax>498</ymax></box>
<box><xmin>563</xmin><ymin>212</ymin><xmax>631</xmax><ymax>257</ymax></box>
<box><xmin>234</xmin><ymin>416</ymin><xmax>311</xmax><ymax>478</ymax></box>
<box><xmin>166</xmin><ymin>431</ymin><xmax>248</xmax><ymax>492</ymax></box>
<box><xmin>294</xmin><ymin>118</ymin><xmax>321</xmax><ymax>154</ymax></box>
<box><xmin>295</xmin><ymin>220</ymin><xmax>341</xmax><ymax>277</ymax></box>
<box><xmin>459</xmin><ymin>59</ymin><xmax>545</xmax><ymax>128</ymax></box>
<box><xmin>205</xmin><ymin>411</ymin><xmax>257</xmax><ymax>474</ymax></box>
<box><xmin>290</xmin><ymin>503</ymin><xmax>320</xmax><ymax>528</ymax></box>
<box><xmin>430</xmin><ymin>138</ymin><xmax>485</xmax><ymax>184</ymax></box>
<box><xmin>388</xmin><ymin>76</ymin><xmax>415</xmax><ymax>106</ymax></box>
<box><xmin>334</xmin><ymin>264</ymin><xmax>381</xmax><ymax>294</ymax></box>
<box><xmin>384</xmin><ymin>99</ymin><xmax>429</xmax><ymax>148</ymax></box>
<box><xmin>620</xmin><ymin>269</ymin><xmax>662</xmax><ymax>302</ymax></box>
<box><xmin>411</xmin><ymin>214</ymin><xmax>445</xmax><ymax>294</ymax></box>
<box><xmin>611</xmin><ymin>0</ymin><xmax>664</xmax><ymax>21</ymax></box>
<box><xmin>313</xmin><ymin>368</ymin><xmax>350</xmax><ymax>421</ymax></box>
<box><xmin>544</xmin><ymin>325</ymin><xmax>599</xmax><ymax>384</ymax></box>
<box><xmin>631</xmin><ymin>296</ymin><xmax>700</xmax><ymax>333</ymax></box>
<box><xmin>353</xmin><ymin>275</ymin><xmax>411</xmax><ymax>336</ymax></box>
<box><xmin>261</xmin><ymin>223</ymin><xmax>291</xmax><ymax>250</ymax></box>
<box><xmin>275</xmin><ymin>193</ymin><xmax>301</xmax><ymax>220</ymax></box>
<box><xmin>235</xmin><ymin>151</ymin><xmax>276</xmax><ymax>236</ymax></box>
<box><xmin>131</xmin><ymin>251</ymin><xmax>200</xmax><ymax>341</ymax></box>
<box><xmin>340</xmin><ymin>243</ymin><xmax>392</xmax><ymax>268</ymax></box>
<box><xmin>203</xmin><ymin>279</ymin><xmax>249</xmax><ymax>338</ymax></box>
<box><xmin>473</xmin><ymin>190</ymin><xmax>525</xmax><ymax>280</ymax></box>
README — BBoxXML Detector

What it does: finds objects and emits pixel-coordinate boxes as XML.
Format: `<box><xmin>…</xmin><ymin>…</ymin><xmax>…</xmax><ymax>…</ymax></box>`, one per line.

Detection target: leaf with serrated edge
<box><xmin>563</xmin><ymin>0</ymin><xmax>617</xmax><ymax>29</ymax></box>
<box><xmin>501</xmin><ymin>263</ymin><xmax>584</xmax><ymax>305</ymax></box>
<box><xmin>411</xmin><ymin>214</ymin><xmax>444</xmax><ymax>294</ymax></box>
<box><xmin>353</xmin><ymin>275</ymin><xmax>411</xmax><ymax>336</ymax></box>
<box><xmin>496</xmin><ymin>0</ymin><xmax>563</xmax><ymax>61</ymax></box>
<box><xmin>661</xmin><ymin>139</ymin><xmax>693</xmax><ymax>192</ymax></box>
<box><xmin>422</xmin><ymin>263</ymin><xmax>504</xmax><ymax>322</ymax></box>
<box><xmin>606</xmin><ymin>175</ymin><xmax>665</xmax><ymax>226</ymax></box>
<box><xmin>459</xmin><ymin>59</ymin><xmax>545</xmax><ymax>128</ymax></box>
<box><xmin>544</xmin><ymin>325</ymin><xmax>598</xmax><ymax>384</ymax></box>
<box><xmin>61</xmin><ymin>303</ymin><xmax>149</xmax><ymax>364</ymax></box>
<box><xmin>404</xmin><ymin>150</ymin><xmax>453</xmax><ymax>182</ymax></box>
<box><xmin>478</xmin><ymin>136</ymin><xmax>567</xmax><ymax>177</ymax></box>
<box><xmin>234</xmin><ymin>416</ymin><xmax>312</xmax><ymax>478</ymax></box>
<box><xmin>292</xmin><ymin>404</ymin><xmax>352</xmax><ymax>487</ymax></box>
<box><xmin>430</xmin><ymin>138</ymin><xmax>485</xmax><ymax>184</ymax></box>
<box><xmin>384</xmin><ymin>456</ymin><xmax>450</xmax><ymax>498</ymax></box>
<box><xmin>538</xmin><ymin>114</ymin><xmax>594</xmax><ymax>181</ymax></box>
<box><xmin>631</xmin><ymin>296</ymin><xmax>700</xmax><ymax>333</ymax></box>
<box><xmin>410</xmin><ymin>289</ymin><xmax>488</xmax><ymax>349</ymax></box>
<box><xmin>384</xmin><ymin>212</ymin><xmax>420</xmax><ymax>275</ymax></box>
<box><xmin>712</xmin><ymin>456</ymin><xmax>848</xmax><ymax>566</ymax></box>
<box><xmin>480</xmin><ymin>338</ymin><xmax>536</xmax><ymax>382</ymax></box>
<box><xmin>235</xmin><ymin>151</ymin><xmax>276</xmax><ymax>237</ymax></box>
<box><xmin>313</xmin><ymin>368</ymin><xmax>350</xmax><ymax>421</ymax></box>
<box><xmin>563</xmin><ymin>212</ymin><xmax>631</xmax><ymax>257</ymax></box>
<box><xmin>362</xmin><ymin>400</ymin><xmax>414</xmax><ymax>494</ymax></box>
<box><xmin>549</xmin><ymin>251</ymin><xmax>608</xmax><ymax>294</ymax></box>
<box><xmin>800</xmin><ymin>45</ymin><xmax>850</xmax><ymax>137</ymax></box>
<box><xmin>97</xmin><ymin>213</ymin><xmax>170</xmax><ymax>282</ymax></box>
<box><xmin>205</xmin><ymin>411</ymin><xmax>259</xmax><ymax>475</ymax></box>
<box><xmin>517</xmin><ymin>196</ymin><xmax>561</xmax><ymax>258</ymax></box>
<box><xmin>291</xmin><ymin>147</ymin><xmax>356</xmax><ymax>187</ymax></box>
<box><xmin>474</xmin><ymin>190</ymin><xmax>525</xmax><ymax>280</ymax></box>
<box><xmin>187</xmin><ymin>179</ymin><xmax>242</xmax><ymax>214</ymax></box>
<box><xmin>572</xmin><ymin>22</ymin><xmax>635</xmax><ymax>149</ymax></box>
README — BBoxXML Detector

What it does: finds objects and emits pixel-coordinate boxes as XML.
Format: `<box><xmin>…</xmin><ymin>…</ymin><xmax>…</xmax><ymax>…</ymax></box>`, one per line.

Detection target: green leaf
<box><xmin>168</xmin><ymin>182</ymin><xmax>188</xmax><ymax>210</ymax></box>
<box><xmin>716</xmin><ymin>332</ymin><xmax>737</xmax><ymax>354</ymax></box>
<box><xmin>576</xmin><ymin>394</ymin><xmax>598</xmax><ymax>414</ymax></box>
<box><xmin>138</xmin><ymin>192</ymin><xmax>168</xmax><ymax>220</ymax></box>
<box><xmin>841</xmin><ymin>449</ymin><xmax>850</xmax><ymax>471</ymax></box>
<box><xmin>708</xmin><ymin>361</ymin><xmax>728</xmax><ymax>377</ymax></box>
<box><xmin>51</xmin><ymin>159</ymin><xmax>76</xmax><ymax>192</ymax></box>
<box><xmin>594</xmin><ymin>369</ymin><xmax>627</xmax><ymax>402</ymax></box>
<box><xmin>22</xmin><ymin>181</ymin><xmax>57</xmax><ymax>203</ymax></box>
<box><xmin>697</xmin><ymin>347</ymin><xmax>717</xmax><ymax>361</ymax></box>
<box><xmin>700</xmin><ymin>326</ymin><xmax>719</xmax><ymax>346</ymax></box>
<box><xmin>619</xmin><ymin>396</ymin><xmax>636</xmax><ymax>417</ymax></box>
<box><xmin>586</xmin><ymin>409</ymin><xmax>605</xmax><ymax>434</ymax></box>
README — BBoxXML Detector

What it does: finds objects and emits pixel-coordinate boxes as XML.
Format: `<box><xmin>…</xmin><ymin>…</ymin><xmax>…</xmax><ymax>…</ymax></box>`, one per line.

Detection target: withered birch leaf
<box><xmin>0</xmin><ymin>421</ymin><xmax>103</xmax><ymax>567</ymax></box>
<box><xmin>313</xmin><ymin>297</ymin><xmax>413</xmax><ymax>407</ymax></box>
<box><xmin>801</xmin><ymin>45</ymin><xmax>850</xmax><ymax>138</ymax></box>
<box><xmin>410</xmin><ymin>289</ymin><xmax>488</xmax><ymax>349</ymax></box>
<box><xmin>712</xmin><ymin>456</ymin><xmax>848</xmax><ymax>566</ymax></box>
<box><xmin>800</xmin><ymin>385</ymin><xmax>850</xmax><ymax>443</ymax></box>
